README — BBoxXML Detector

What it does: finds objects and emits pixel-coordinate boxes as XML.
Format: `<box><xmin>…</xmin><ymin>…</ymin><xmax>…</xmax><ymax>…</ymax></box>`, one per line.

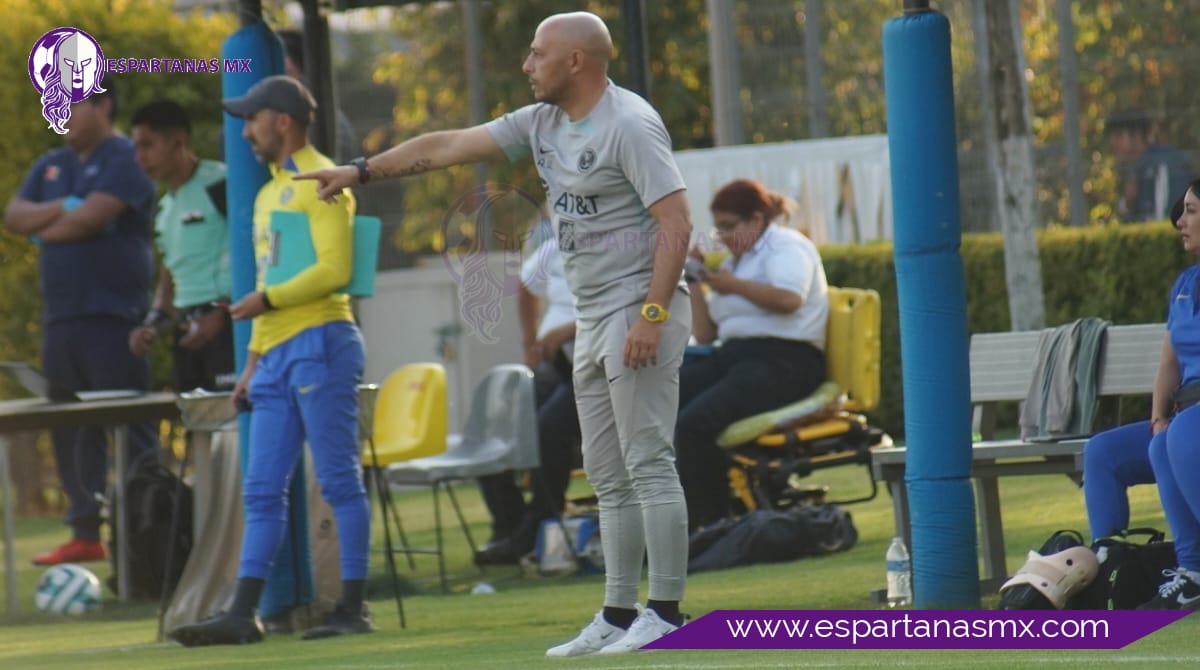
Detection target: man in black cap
<box><xmin>171</xmin><ymin>75</ymin><xmax>373</xmax><ymax>646</ymax></box>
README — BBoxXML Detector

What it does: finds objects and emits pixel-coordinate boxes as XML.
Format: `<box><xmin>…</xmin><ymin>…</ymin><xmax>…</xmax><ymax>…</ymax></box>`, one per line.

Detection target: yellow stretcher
<box><xmin>716</xmin><ymin>287</ymin><xmax>890</xmax><ymax>511</ymax></box>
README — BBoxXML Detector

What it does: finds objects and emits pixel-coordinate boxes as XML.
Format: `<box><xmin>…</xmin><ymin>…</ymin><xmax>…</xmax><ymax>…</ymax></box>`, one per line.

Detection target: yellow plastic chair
<box><xmin>362</xmin><ymin>363</ymin><xmax>447</xmax><ymax>619</ymax></box>
<box><xmin>366</xmin><ymin>363</ymin><xmax>448</xmax><ymax>467</ymax></box>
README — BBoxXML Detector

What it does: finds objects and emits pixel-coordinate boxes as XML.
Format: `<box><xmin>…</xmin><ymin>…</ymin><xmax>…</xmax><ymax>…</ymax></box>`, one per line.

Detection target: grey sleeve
<box><xmin>615</xmin><ymin>108</ymin><xmax>686</xmax><ymax>209</ymax></box>
<box><xmin>485</xmin><ymin>105</ymin><xmax>537</xmax><ymax>162</ymax></box>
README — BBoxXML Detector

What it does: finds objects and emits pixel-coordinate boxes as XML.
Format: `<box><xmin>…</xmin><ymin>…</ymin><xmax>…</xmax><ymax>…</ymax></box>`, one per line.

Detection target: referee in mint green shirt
<box><xmin>129</xmin><ymin>100</ymin><xmax>234</xmax><ymax>391</ymax></box>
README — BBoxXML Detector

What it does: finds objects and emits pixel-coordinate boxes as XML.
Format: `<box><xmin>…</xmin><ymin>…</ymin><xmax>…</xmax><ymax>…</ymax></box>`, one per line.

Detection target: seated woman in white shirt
<box><xmin>677</xmin><ymin>178</ymin><xmax>830</xmax><ymax>529</ymax></box>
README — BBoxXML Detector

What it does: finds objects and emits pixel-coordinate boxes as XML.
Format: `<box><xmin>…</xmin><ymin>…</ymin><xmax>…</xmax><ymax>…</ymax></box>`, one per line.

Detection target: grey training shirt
<box><xmin>486</xmin><ymin>82</ymin><xmax>686</xmax><ymax>323</ymax></box>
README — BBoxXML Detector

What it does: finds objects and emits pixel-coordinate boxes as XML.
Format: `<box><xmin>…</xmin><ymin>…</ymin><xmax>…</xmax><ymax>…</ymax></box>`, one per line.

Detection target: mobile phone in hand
<box><xmin>234</xmin><ymin>393</ymin><xmax>253</xmax><ymax>413</ymax></box>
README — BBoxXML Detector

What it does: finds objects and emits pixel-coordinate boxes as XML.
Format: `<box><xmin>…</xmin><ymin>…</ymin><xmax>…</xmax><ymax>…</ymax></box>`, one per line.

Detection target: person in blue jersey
<box><xmin>1080</xmin><ymin>194</ymin><xmax>1187</xmax><ymax>545</ymax></box>
<box><xmin>1082</xmin><ymin>182</ymin><xmax>1200</xmax><ymax>610</ymax></box>
<box><xmin>3</xmin><ymin>76</ymin><xmax>159</xmax><ymax>567</ymax></box>
<box><xmin>1137</xmin><ymin>179</ymin><xmax>1200</xmax><ymax>609</ymax></box>
<box><xmin>128</xmin><ymin>100</ymin><xmax>235</xmax><ymax>392</ymax></box>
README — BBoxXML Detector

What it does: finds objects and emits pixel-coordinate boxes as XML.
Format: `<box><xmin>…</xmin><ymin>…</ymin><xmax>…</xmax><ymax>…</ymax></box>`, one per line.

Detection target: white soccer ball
<box><xmin>34</xmin><ymin>563</ymin><xmax>102</xmax><ymax>615</ymax></box>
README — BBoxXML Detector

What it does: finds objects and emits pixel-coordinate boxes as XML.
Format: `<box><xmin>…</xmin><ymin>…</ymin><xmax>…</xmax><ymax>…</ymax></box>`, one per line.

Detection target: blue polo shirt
<box><xmin>17</xmin><ymin>136</ymin><xmax>156</xmax><ymax>324</ymax></box>
<box><xmin>1168</xmin><ymin>263</ymin><xmax>1200</xmax><ymax>386</ymax></box>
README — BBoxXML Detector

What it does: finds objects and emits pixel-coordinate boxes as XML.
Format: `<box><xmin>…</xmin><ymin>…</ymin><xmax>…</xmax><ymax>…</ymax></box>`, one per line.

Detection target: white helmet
<box><xmin>999</xmin><ymin>546</ymin><xmax>1099</xmax><ymax>609</ymax></box>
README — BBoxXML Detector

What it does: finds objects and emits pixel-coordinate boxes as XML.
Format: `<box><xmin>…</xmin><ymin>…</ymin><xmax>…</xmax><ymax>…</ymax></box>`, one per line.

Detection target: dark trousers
<box><xmin>43</xmin><ymin>316</ymin><xmax>158</xmax><ymax>540</ymax></box>
<box><xmin>676</xmin><ymin>337</ymin><xmax>825</xmax><ymax>528</ymax></box>
<box><xmin>172</xmin><ymin>306</ymin><xmax>235</xmax><ymax>391</ymax></box>
<box><xmin>477</xmin><ymin>357</ymin><xmax>580</xmax><ymax>539</ymax></box>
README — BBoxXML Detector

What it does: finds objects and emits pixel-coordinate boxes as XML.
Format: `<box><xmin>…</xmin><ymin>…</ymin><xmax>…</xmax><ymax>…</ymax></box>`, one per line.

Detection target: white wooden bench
<box><xmin>870</xmin><ymin>322</ymin><xmax>1163</xmax><ymax>590</ymax></box>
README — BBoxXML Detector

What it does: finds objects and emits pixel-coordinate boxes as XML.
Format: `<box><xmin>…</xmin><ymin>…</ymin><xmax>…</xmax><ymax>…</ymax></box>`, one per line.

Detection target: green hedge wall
<box><xmin>821</xmin><ymin>221</ymin><xmax>1189</xmax><ymax>437</ymax></box>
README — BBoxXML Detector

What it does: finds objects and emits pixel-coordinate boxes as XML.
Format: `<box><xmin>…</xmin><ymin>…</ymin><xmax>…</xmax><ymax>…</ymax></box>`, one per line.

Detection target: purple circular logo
<box><xmin>440</xmin><ymin>183</ymin><xmax>550</xmax><ymax>342</ymax></box>
<box><xmin>28</xmin><ymin>27</ymin><xmax>106</xmax><ymax>135</ymax></box>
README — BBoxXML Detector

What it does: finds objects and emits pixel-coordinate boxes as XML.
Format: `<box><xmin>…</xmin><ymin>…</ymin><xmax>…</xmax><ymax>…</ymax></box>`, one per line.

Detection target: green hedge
<box><xmin>821</xmin><ymin>221</ymin><xmax>1189</xmax><ymax>437</ymax></box>
<box><xmin>0</xmin><ymin>3</ymin><xmax>231</xmax><ymax>397</ymax></box>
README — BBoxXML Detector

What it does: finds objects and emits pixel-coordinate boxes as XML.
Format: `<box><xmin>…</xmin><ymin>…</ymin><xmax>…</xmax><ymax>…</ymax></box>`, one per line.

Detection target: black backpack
<box><xmin>107</xmin><ymin>453</ymin><xmax>194</xmax><ymax>601</ymax></box>
<box><xmin>1069</xmin><ymin>528</ymin><xmax>1176</xmax><ymax>610</ymax></box>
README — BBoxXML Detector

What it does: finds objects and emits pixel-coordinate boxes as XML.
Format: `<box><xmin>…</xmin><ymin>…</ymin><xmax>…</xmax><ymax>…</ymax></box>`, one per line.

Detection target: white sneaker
<box><xmin>595</xmin><ymin>608</ymin><xmax>679</xmax><ymax>654</ymax></box>
<box><xmin>545</xmin><ymin>611</ymin><xmax>626</xmax><ymax>657</ymax></box>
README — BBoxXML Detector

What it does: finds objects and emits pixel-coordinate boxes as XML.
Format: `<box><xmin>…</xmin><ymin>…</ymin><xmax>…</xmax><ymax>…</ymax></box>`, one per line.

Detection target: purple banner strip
<box><xmin>644</xmin><ymin>610</ymin><xmax>1191</xmax><ymax>650</ymax></box>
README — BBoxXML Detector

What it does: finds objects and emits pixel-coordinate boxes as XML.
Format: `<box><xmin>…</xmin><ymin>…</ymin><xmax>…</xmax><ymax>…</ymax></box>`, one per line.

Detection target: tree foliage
<box><xmin>373</xmin><ymin>0</ymin><xmax>712</xmax><ymax>254</ymax></box>
<box><xmin>1025</xmin><ymin>0</ymin><xmax>1199</xmax><ymax>224</ymax></box>
<box><xmin>0</xmin><ymin>0</ymin><xmax>232</xmax><ymax>376</ymax></box>
<box><xmin>353</xmin><ymin>0</ymin><xmax>1200</xmax><ymax>253</ymax></box>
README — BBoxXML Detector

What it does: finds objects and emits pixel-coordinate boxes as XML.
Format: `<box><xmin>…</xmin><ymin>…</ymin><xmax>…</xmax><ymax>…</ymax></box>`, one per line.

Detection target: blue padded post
<box><xmin>882</xmin><ymin>7</ymin><xmax>980</xmax><ymax>608</ymax></box>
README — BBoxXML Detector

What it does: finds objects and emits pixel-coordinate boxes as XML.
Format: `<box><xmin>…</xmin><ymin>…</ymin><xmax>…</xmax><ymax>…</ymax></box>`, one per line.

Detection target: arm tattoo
<box><xmin>381</xmin><ymin>158</ymin><xmax>433</xmax><ymax>179</ymax></box>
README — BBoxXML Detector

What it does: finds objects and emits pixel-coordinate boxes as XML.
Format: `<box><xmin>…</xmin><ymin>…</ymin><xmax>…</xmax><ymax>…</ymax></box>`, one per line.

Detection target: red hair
<box><xmin>709</xmin><ymin>178</ymin><xmax>793</xmax><ymax>224</ymax></box>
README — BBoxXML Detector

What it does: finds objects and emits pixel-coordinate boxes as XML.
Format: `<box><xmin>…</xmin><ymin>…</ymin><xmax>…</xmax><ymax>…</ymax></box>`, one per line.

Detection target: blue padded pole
<box><xmin>221</xmin><ymin>23</ymin><xmax>315</xmax><ymax>620</ymax></box>
<box><xmin>882</xmin><ymin>5</ymin><xmax>980</xmax><ymax>607</ymax></box>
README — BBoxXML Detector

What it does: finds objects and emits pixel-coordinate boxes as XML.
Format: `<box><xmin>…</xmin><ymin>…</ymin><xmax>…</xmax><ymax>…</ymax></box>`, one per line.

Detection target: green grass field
<box><xmin>1</xmin><ymin>464</ymin><xmax>1195</xmax><ymax>669</ymax></box>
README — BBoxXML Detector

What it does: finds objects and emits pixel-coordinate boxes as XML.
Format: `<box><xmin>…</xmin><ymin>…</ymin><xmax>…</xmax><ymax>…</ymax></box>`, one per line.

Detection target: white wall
<box><xmin>356</xmin><ymin>257</ymin><xmax>522</xmax><ymax>432</ymax></box>
<box><xmin>675</xmin><ymin>134</ymin><xmax>892</xmax><ymax>245</ymax></box>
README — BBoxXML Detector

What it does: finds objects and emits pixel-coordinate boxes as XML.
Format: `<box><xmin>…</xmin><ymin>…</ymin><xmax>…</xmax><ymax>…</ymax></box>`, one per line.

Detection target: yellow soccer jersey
<box><xmin>249</xmin><ymin>144</ymin><xmax>356</xmax><ymax>355</ymax></box>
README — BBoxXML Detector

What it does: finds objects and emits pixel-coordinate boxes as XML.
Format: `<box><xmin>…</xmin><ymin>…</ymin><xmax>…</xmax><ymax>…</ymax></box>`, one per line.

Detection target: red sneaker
<box><xmin>32</xmin><ymin>539</ymin><xmax>107</xmax><ymax>566</ymax></box>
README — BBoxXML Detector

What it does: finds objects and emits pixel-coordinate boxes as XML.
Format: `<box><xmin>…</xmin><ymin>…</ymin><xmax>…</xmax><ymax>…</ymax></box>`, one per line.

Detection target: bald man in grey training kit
<box><xmin>298</xmin><ymin>11</ymin><xmax>694</xmax><ymax>656</ymax></box>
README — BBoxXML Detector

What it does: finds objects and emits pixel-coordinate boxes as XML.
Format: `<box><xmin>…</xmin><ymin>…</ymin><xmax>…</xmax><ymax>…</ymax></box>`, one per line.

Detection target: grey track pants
<box><xmin>573</xmin><ymin>289</ymin><xmax>692</xmax><ymax>607</ymax></box>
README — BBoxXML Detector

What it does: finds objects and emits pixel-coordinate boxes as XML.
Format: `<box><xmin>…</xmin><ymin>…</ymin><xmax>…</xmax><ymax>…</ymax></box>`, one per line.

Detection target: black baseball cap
<box><xmin>222</xmin><ymin>75</ymin><xmax>316</xmax><ymax>124</ymax></box>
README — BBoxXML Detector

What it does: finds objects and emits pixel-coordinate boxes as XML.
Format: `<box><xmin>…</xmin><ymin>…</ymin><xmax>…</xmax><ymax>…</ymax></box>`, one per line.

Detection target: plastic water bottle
<box><xmin>885</xmin><ymin>536</ymin><xmax>912</xmax><ymax>608</ymax></box>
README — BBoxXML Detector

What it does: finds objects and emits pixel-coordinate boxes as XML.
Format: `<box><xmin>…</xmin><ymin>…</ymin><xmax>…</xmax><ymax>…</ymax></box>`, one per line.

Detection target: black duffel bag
<box><xmin>1069</xmin><ymin>528</ymin><xmax>1176</xmax><ymax>610</ymax></box>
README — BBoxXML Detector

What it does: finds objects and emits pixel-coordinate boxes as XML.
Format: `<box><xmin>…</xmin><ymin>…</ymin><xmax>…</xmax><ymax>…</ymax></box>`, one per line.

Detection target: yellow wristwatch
<box><xmin>641</xmin><ymin>302</ymin><xmax>670</xmax><ymax>323</ymax></box>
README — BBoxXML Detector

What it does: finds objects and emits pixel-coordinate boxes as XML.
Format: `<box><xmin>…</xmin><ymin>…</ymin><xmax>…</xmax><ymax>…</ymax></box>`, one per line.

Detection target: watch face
<box><xmin>646</xmin><ymin>306</ymin><xmax>660</xmax><ymax>319</ymax></box>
